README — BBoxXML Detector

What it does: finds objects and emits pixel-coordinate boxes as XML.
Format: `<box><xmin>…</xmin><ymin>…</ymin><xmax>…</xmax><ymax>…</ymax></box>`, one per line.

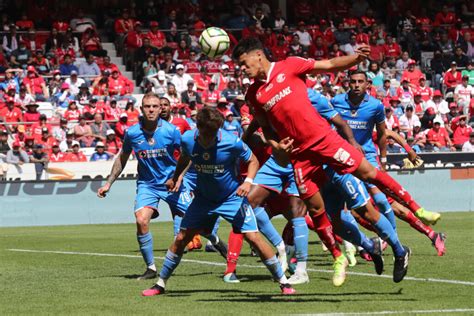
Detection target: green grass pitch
<box><xmin>1</xmin><ymin>212</ymin><xmax>473</xmax><ymax>315</ymax></box>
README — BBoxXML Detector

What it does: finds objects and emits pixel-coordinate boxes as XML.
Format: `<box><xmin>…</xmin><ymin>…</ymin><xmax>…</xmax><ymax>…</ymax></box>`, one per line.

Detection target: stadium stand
<box><xmin>0</xmin><ymin>0</ymin><xmax>473</xmax><ymax>177</ymax></box>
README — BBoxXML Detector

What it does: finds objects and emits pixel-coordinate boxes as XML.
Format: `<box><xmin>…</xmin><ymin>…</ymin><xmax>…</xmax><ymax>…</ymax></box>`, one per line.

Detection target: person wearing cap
<box><xmin>23</xmin><ymin>102</ymin><xmax>40</xmax><ymax>124</ymax></box>
<box><xmin>461</xmin><ymin>131</ymin><xmax>474</xmax><ymax>152</ymax></box>
<box><xmin>83</xmin><ymin>97</ymin><xmax>105</xmax><ymax>120</ymax></box>
<box><xmin>148</xmin><ymin>70</ymin><xmax>168</xmax><ymax>97</ymax></box>
<box><xmin>413</xmin><ymin>77</ymin><xmax>432</xmax><ymax>102</ymax></box>
<box><xmin>108</xmin><ymin>68</ymin><xmax>136</xmax><ymax>101</ymax></box>
<box><xmin>171</xmin><ymin>64</ymin><xmax>193</xmax><ymax>95</ymax></box>
<box><xmin>202</xmin><ymin>79</ymin><xmax>220</xmax><ymax>107</ymax></box>
<box><xmin>399</xmin><ymin>104</ymin><xmax>421</xmax><ymax>136</ymax></box>
<box><xmin>65</xmin><ymin>69</ymin><xmax>86</xmax><ymax>96</ymax></box>
<box><xmin>76</xmin><ymin>82</ymin><xmax>92</xmax><ymax>106</ymax></box>
<box><xmin>37</xmin><ymin>126</ymin><xmax>56</xmax><ymax>151</ymax></box>
<box><xmin>454</xmin><ymin>75</ymin><xmax>473</xmax><ymax>111</ymax></box>
<box><xmin>443</xmin><ymin>61</ymin><xmax>462</xmax><ymax>91</ymax></box>
<box><xmin>223</xmin><ymin>110</ymin><xmax>243</xmax><ymax>137</ymax></box>
<box><xmin>105</xmin><ymin>129</ymin><xmax>122</xmax><ymax>155</ymax></box>
<box><xmin>427</xmin><ymin>117</ymin><xmax>455</xmax><ymax>151</ymax></box>
<box><xmin>146</xmin><ymin>21</ymin><xmax>167</xmax><ymax>49</ymax></box>
<box><xmin>451</xmin><ymin>114</ymin><xmax>472</xmax><ymax>150</ymax></box>
<box><xmin>401</xmin><ymin>60</ymin><xmax>424</xmax><ymax>88</ymax></box>
<box><xmin>64</xmin><ymin>141</ymin><xmax>87</xmax><ymax>162</ymax></box>
<box><xmin>216</xmin><ymin>97</ymin><xmax>230</xmax><ymax>116</ymax></box>
<box><xmin>180</xmin><ymin>79</ymin><xmax>202</xmax><ymax>109</ymax></box>
<box><xmin>22</xmin><ymin>65</ymin><xmax>49</xmax><ymax>101</ymax></box>
<box><xmin>53</xmin><ymin>82</ymin><xmax>75</xmax><ymax>109</ymax></box>
<box><xmin>384</xmin><ymin>103</ymin><xmax>400</xmax><ymax>130</ymax></box>
<box><xmin>221</xmin><ymin>78</ymin><xmax>241</xmax><ymax>103</ymax></box>
<box><xmin>395</xmin><ymin>78</ymin><xmax>414</xmax><ymax>108</ymax></box>
<box><xmin>115</xmin><ymin>112</ymin><xmax>129</xmax><ymax>139</ymax></box>
<box><xmin>0</xmin><ymin>97</ymin><xmax>22</xmax><ymax>131</ymax></box>
<box><xmin>425</xmin><ymin>89</ymin><xmax>449</xmax><ymax>121</ymax></box>
<box><xmin>211</xmin><ymin>64</ymin><xmax>231</xmax><ymax>92</ymax></box>
<box><xmin>29</xmin><ymin>144</ymin><xmax>49</xmax><ymax>180</ymax></box>
<box><xmin>186</xmin><ymin>110</ymin><xmax>198</xmax><ymax>129</ymax></box>
<box><xmin>446</xmin><ymin>102</ymin><xmax>461</xmax><ymax>126</ymax></box>
<box><xmin>90</xmin><ymin>141</ymin><xmax>113</xmax><ymax>161</ymax></box>
<box><xmin>49</xmin><ymin>141</ymin><xmax>66</xmax><ymax>162</ymax></box>
<box><xmin>6</xmin><ymin>141</ymin><xmax>29</xmax><ymax>166</ymax></box>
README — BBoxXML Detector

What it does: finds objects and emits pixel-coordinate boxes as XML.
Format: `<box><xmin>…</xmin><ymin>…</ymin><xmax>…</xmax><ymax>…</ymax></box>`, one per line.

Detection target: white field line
<box><xmin>7</xmin><ymin>248</ymin><xmax>474</xmax><ymax>287</ymax></box>
<box><xmin>296</xmin><ymin>309</ymin><xmax>474</xmax><ymax>315</ymax></box>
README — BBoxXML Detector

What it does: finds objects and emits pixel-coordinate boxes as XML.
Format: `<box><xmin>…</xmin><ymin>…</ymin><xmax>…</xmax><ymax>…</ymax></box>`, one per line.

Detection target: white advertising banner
<box><xmin>3</xmin><ymin>160</ymin><xmax>139</xmax><ymax>181</ymax></box>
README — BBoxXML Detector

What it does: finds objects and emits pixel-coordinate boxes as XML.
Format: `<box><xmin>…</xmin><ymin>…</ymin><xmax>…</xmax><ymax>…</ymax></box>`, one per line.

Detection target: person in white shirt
<box><xmin>399</xmin><ymin>105</ymin><xmax>421</xmax><ymax>136</ymax></box>
<box><xmin>64</xmin><ymin>71</ymin><xmax>86</xmax><ymax>96</ymax></box>
<box><xmin>462</xmin><ymin>132</ymin><xmax>474</xmax><ymax>152</ymax></box>
<box><xmin>425</xmin><ymin>90</ymin><xmax>450</xmax><ymax>126</ymax></box>
<box><xmin>294</xmin><ymin>22</ymin><xmax>312</xmax><ymax>47</ymax></box>
<box><xmin>148</xmin><ymin>70</ymin><xmax>168</xmax><ymax>96</ymax></box>
<box><xmin>454</xmin><ymin>75</ymin><xmax>473</xmax><ymax>114</ymax></box>
<box><xmin>171</xmin><ymin>64</ymin><xmax>194</xmax><ymax>95</ymax></box>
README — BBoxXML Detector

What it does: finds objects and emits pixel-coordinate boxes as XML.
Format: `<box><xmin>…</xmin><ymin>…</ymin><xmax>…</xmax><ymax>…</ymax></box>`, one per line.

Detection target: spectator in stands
<box><xmin>90</xmin><ymin>113</ymin><xmax>110</xmax><ymax>142</ymax></box>
<box><xmin>108</xmin><ymin>69</ymin><xmax>135</xmax><ymax>102</ymax></box>
<box><xmin>397</xmin><ymin>79</ymin><xmax>414</xmax><ymax>108</ymax></box>
<box><xmin>74</xmin><ymin>116</ymin><xmax>95</xmax><ymax>147</ymax></box>
<box><xmin>444</xmin><ymin>61</ymin><xmax>463</xmax><ymax>92</ymax></box>
<box><xmin>171</xmin><ymin>64</ymin><xmax>194</xmax><ymax>95</ymax></box>
<box><xmin>76</xmin><ymin>83</ymin><xmax>92</xmax><ymax>106</ymax></box>
<box><xmin>14</xmin><ymin>86</ymin><xmax>34</xmax><ymax>109</ymax></box>
<box><xmin>104</xmin><ymin>99</ymin><xmax>123</xmax><ymax>127</ymax></box>
<box><xmin>401</xmin><ymin>60</ymin><xmax>424</xmax><ymax>88</ymax></box>
<box><xmin>49</xmin><ymin>142</ymin><xmax>65</xmax><ymax>162</ymax></box>
<box><xmin>124</xmin><ymin>22</ymin><xmax>143</xmax><ymax>62</ymax></box>
<box><xmin>64</xmin><ymin>141</ymin><xmax>87</xmax><ymax>162</ymax></box>
<box><xmin>29</xmin><ymin>144</ymin><xmax>48</xmax><ymax>180</ymax></box>
<box><xmin>427</xmin><ymin>117</ymin><xmax>454</xmax><ymax>152</ymax></box>
<box><xmin>44</xmin><ymin>28</ymin><xmax>60</xmax><ymax>53</ymax></box>
<box><xmin>159</xmin><ymin>49</ymin><xmax>177</xmax><ymax>74</ymax></box>
<box><xmin>399</xmin><ymin>105</ymin><xmax>421</xmax><ymax>136</ymax></box>
<box><xmin>395</xmin><ymin>51</ymin><xmax>411</xmax><ymax>80</ymax></box>
<box><xmin>100</xmin><ymin>56</ymin><xmax>120</xmax><ymax>74</ymax></box>
<box><xmin>463</xmin><ymin>62</ymin><xmax>474</xmax><ymax>86</ymax></box>
<box><xmin>23</xmin><ymin>103</ymin><xmax>41</xmax><ymax>123</ymax></box>
<box><xmin>426</xmin><ymin>90</ymin><xmax>449</xmax><ymax>122</ymax></box>
<box><xmin>6</xmin><ymin>141</ymin><xmax>29</xmax><ymax>166</ymax></box>
<box><xmin>430</xmin><ymin>50</ymin><xmax>447</xmax><ymax>90</ymax></box>
<box><xmin>212</xmin><ymin>64</ymin><xmax>231</xmax><ymax>92</ymax></box>
<box><xmin>114</xmin><ymin>9</ymin><xmax>135</xmax><ymax>39</ymax></box>
<box><xmin>378</xmin><ymin>79</ymin><xmax>396</xmax><ymax>98</ymax></box>
<box><xmin>453</xmin><ymin>46</ymin><xmax>469</xmax><ymax>68</ymax></box>
<box><xmin>90</xmin><ymin>141</ymin><xmax>112</xmax><ymax>161</ymax></box>
<box><xmin>181</xmin><ymin>80</ymin><xmax>202</xmax><ymax>108</ymax></box>
<box><xmin>386</xmin><ymin>136</ymin><xmax>402</xmax><ymax>153</ymax></box>
<box><xmin>173</xmin><ymin>40</ymin><xmax>190</xmax><ymax>63</ymax></box>
<box><xmin>415</xmin><ymin>77</ymin><xmax>433</xmax><ymax>102</ymax></box>
<box><xmin>458</xmin><ymin>32</ymin><xmax>473</xmax><ymax>59</ymax></box>
<box><xmin>142</xmin><ymin>53</ymin><xmax>159</xmax><ymax>79</ymax></box>
<box><xmin>1</xmin><ymin>68</ymin><xmax>22</xmax><ymax>92</ymax></box>
<box><xmin>65</xmin><ymin>70</ymin><xmax>86</xmax><ymax>96</ymax></box>
<box><xmin>295</xmin><ymin>21</ymin><xmax>312</xmax><ymax>48</ymax></box>
<box><xmin>64</xmin><ymin>100</ymin><xmax>82</xmax><ymax>122</ymax></box>
<box><xmin>9</xmin><ymin>41</ymin><xmax>32</xmax><ymax>68</ymax></box>
<box><xmin>70</xmin><ymin>9</ymin><xmax>96</xmax><ymax>33</ymax></box>
<box><xmin>202</xmin><ymin>80</ymin><xmax>220</xmax><ymax>107</ymax></box>
<box><xmin>223</xmin><ymin>111</ymin><xmax>243</xmax><ymax>137</ymax></box>
<box><xmin>48</xmin><ymin>69</ymin><xmax>63</xmax><ymax>97</ymax></box>
<box><xmin>454</xmin><ymin>75</ymin><xmax>473</xmax><ymax>113</ymax></box>
<box><xmin>105</xmin><ymin>129</ymin><xmax>122</xmax><ymax>155</ymax></box>
<box><xmin>452</xmin><ymin>115</ymin><xmax>472</xmax><ymax>150</ymax></box>
<box><xmin>52</xmin><ymin>117</ymin><xmax>69</xmax><ymax>142</ymax></box>
<box><xmin>78</xmin><ymin>53</ymin><xmax>101</xmax><ymax>78</ymax></box>
<box><xmin>59</xmin><ymin>54</ymin><xmax>79</xmax><ymax>76</ymax></box>
<box><xmin>22</xmin><ymin>66</ymin><xmax>49</xmax><ymax>101</ymax></box>
<box><xmin>63</xmin><ymin>28</ymin><xmax>81</xmax><ymax>57</ymax></box>
<box><xmin>31</xmin><ymin>114</ymin><xmax>51</xmax><ymax>140</ymax></box>
<box><xmin>146</xmin><ymin>21</ymin><xmax>167</xmax><ymax>49</ymax></box>
<box><xmin>148</xmin><ymin>70</ymin><xmax>167</xmax><ymax>96</ymax></box>
<box><xmin>462</xmin><ymin>132</ymin><xmax>474</xmax><ymax>152</ymax></box>
<box><xmin>385</xmin><ymin>106</ymin><xmax>400</xmax><ymax>130</ymax></box>
<box><xmin>53</xmin><ymin>83</ymin><xmax>75</xmax><ymax>110</ymax></box>
<box><xmin>30</xmin><ymin>49</ymin><xmax>51</xmax><ymax>75</ymax></box>
<box><xmin>0</xmin><ymin>130</ymin><xmax>11</xmax><ymax>165</ymax></box>
<box><xmin>366</xmin><ymin>62</ymin><xmax>384</xmax><ymax>88</ymax></box>
<box><xmin>124</xmin><ymin>101</ymin><xmax>140</xmax><ymax>126</ymax></box>
<box><xmin>221</xmin><ymin>78</ymin><xmax>241</xmax><ymax>103</ymax></box>
<box><xmin>0</xmin><ymin>98</ymin><xmax>23</xmax><ymax>132</ymax></box>
<box><xmin>115</xmin><ymin>113</ymin><xmax>128</xmax><ymax>139</ymax></box>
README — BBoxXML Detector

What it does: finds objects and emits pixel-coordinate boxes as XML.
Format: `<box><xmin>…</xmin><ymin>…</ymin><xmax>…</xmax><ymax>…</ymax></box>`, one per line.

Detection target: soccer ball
<box><xmin>199</xmin><ymin>27</ymin><xmax>230</xmax><ymax>59</ymax></box>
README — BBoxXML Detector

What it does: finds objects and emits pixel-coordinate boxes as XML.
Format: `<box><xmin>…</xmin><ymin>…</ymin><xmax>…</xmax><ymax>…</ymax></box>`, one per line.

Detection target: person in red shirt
<box><xmin>64</xmin><ymin>101</ymin><xmax>82</xmax><ymax>122</ymax></box>
<box><xmin>16</xmin><ymin>13</ymin><xmax>34</xmax><ymax>30</ymax></box>
<box><xmin>413</xmin><ymin>77</ymin><xmax>432</xmax><ymax>102</ymax></box>
<box><xmin>193</xmin><ymin>66</ymin><xmax>211</xmax><ymax>93</ymax></box>
<box><xmin>0</xmin><ymin>98</ymin><xmax>22</xmax><ymax>132</ymax></box>
<box><xmin>401</xmin><ymin>61</ymin><xmax>424</xmax><ymax>88</ymax></box>
<box><xmin>83</xmin><ymin>98</ymin><xmax>104</xmax><ymax>120</ymax></box>
<box><xmin>312</xmin><ymin>36</ymin><xmax>328</xmax><ymax>60</ymax></box>
<box><xmin>202</xmin><ymin>81</ymin><xmax>220</xmax><ymax>107</ymax></box>
<box><xmin>115</xmin><ymin>113</ymin><xmax>129</xmax><ymax>139</ymax></box>
<box><xmin>159</xmin><ymin>97</ymin><xmax>191</xmax><ymax>134</ymax></box>
<box><xmin>443</xmin><ymin>61</ymin><xmax>462</xmax><ymax>91</ymax></box>
<box><xmin>361</xmin><ymin>8</ymin><xmax>376</xmax><ymax>28</ymax></box>
<box><xmin>49</xmin><ymin>142</ymin><xmax>66</xmax><ymax>162</ymax></box>
<box><xmin>451</xmin><ymin>115</ymin><xmax>472</xmax><ymax>149</ymax></box>
<box><xmin>36</xmin><ymin>127</ymin><xmax>56</xmax><ymax>152</ymax></box>
<box><xmin>99</xmin><ymin>55</ymin><xmax>120</xmax><ymax>74</ymax></box>
<box><xmin>64</xmin><ymin>141</ymin><xmax>87</xmax><ymax>162</ymax></box>
<box><xmin>124</xmin><ymin>101</ymin><xmax>140</xmax><ymax>126</ymax></box>
<box><xmin>108</xmin><ymin>70</ymin><xmax>135</xmax><ymax>97</ymax></box>
<box><xmin>434</xmin><ymin>4</ymin><xmax>456</xmax><ymax>26</ymax></box>
<box><xmin>383</xmin><ymin>36</ymin><xmax>401</xmax><ymax>64</ymax></box>
<box><xmin>427</xmin><ymin>118</ymin><xmax>454</xmax><ymax>151</ymax></box>
<box><xmin>125</xmin><ymin>22</ymin><xmax>144</xmax><ymax>52</ymax></box>
<box><xmin>146</xmin><ymin>21</ymin><xmax>167</xmax><ymax>49</ymax></box>
<box><xmin>30</xmin><ymin>114</ymin><xmax>52</xmax><ymax>141</ymax></box>
<box><xmin>23</xmin><ymin>66</ymin><xmax>49</xmax><ymax>101</ymax></box>
<box><xmin>114</xmin><ymin>9</ymin><xmax>135</xmax><ymax>37</ymax></box>
<box><xmin>105</xmin><ymin>129</ymin><xmax>122</xmax><ymax>155</ymax></box>
<box><xmin>104</xmin><ymin>99</ymin><xmax>123</xmax><ymax>122</ymax></box>
<box><xmin>271</xmin><ymin>36</ymin><xmax>289</xmax><ymax>61</ymax></box>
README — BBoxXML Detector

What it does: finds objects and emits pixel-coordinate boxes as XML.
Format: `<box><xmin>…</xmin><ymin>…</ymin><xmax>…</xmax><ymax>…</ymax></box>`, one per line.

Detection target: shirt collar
<box><xmin>265</xmin><ymin>62</ymin><xmax>275</xmax><ymax>83</ymax></box>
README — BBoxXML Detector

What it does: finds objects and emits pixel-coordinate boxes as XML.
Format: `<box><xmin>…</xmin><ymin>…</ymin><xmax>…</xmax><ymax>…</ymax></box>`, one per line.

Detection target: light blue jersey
<box><xmin>123</xmin><ymin>119</ymin><xmax>181</xmax><ymax>187</ymax></box>
<box><xmin>181</xmin><ymin>129</ymin><xmax>252</xmax><ymax>203</ymax></box>
<box><xmin>223</xmin><ymin>120</ymin><xmax>243</xmax><ymax>137</ymax></box>
<box><xmin>331</xmin><ymin>93</ymin><xmax>385</xmax><ymax>159</ymax></box>
<box><xmin>307</xmin><ymin>88</ymin><xmax>338</xmax><ymax>121</ymax></box>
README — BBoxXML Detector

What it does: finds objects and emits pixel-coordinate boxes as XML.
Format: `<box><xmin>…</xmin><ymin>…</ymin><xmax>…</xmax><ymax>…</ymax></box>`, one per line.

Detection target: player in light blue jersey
<box><xmin>142</xmin><ymin>107</ymin><xmax>295</xmax><ymax>296</ymax></box>
<box><xmin>98</xmin><ymin>93</ymin><xmax>215</xmax><ymax>281</ymax></box>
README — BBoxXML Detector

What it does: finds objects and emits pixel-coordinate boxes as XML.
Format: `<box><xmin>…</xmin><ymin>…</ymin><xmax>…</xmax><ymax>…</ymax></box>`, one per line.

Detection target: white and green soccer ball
<box><xmin>199</xmin><ymin>27</ymin><xmax>230</xmax><ymax>59</ymax></box>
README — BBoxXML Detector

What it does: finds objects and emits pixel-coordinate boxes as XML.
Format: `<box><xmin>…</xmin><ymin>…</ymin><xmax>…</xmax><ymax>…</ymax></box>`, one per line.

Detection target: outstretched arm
<box><xmin>310</xmin><ymin>45</ymin><xmax>370</xmax><ymax>75</ymax></box>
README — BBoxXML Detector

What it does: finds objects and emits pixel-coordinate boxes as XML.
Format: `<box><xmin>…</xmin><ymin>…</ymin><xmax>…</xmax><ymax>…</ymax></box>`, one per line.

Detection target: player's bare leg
<box><xmin>353</xmin><ymin>159</ymin><xmax>441</xmax><ymax>225</ymax></box>
<box><xmin>304</xmin><ymin>191</ymin><xmax>348</xmax><ymax>287</ymax></box>
<box><xmin>135</xmin><ymin>207</ymin><xmax>159</xmax><ymax>280</ymax></box>
<box><xmin>392</xmin><ymin>201</ymin><xmax>446</xmax><ymax>256</ymax></box>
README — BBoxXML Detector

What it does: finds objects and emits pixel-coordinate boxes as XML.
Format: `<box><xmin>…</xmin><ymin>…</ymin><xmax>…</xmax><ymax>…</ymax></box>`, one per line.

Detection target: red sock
<box><xmin>403</xmin><ymin>211</ymin><xmax>435</xmax><ymax>239</ymax></box>
<box><xmin>371</xmin><ymin>170</ymin><xmax>421</xmax><ymax>213</ymax></box>
<box><xmin>335</xmin><ymin>234</ymin><xmax>343</xmax><ymax>244</ymax></box>
<box><xmin>225</xmin><ymin>231</ymin><xmax>244</xmax><ymax>275</ymax></box>
<box><xmin>310</xmin><ymin>211</ymin><xmax>342</xmax><ymax>259</ymax></box>
<box><xmin>282</xmin><ymin>221</ymin><xmax>294</xmax><ymax>246</ymax></box>
<box><xmin>357</xmin><ymin>216</ymin><xmax>378</xmax><ymax>233</ymax></box>
<box><xmin>305</xmin><ymin>214</ymin><xmax>315</xmax><ymax>230</ymax></box>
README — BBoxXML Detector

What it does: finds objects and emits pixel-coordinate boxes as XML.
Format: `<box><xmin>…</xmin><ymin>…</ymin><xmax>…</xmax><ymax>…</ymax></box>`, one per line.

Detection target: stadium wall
<box><xmin>0</xmin><ymin>169</ymin><xmax>473</xmax><ymax>227</ymax></box>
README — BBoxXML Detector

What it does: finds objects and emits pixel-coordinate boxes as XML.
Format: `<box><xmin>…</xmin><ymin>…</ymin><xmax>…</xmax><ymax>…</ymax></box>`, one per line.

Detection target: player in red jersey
<box><xmin>232</xmin><ymin>38</ymin><xmax>431</xmax><ymax>276</ymax></box>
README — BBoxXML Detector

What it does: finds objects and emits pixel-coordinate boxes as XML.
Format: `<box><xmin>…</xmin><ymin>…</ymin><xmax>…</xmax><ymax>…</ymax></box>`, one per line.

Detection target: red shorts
<box><xmin>291</xmin><ymin>130</ymin><xmax>363</xmax><ymax>200</ymax></box>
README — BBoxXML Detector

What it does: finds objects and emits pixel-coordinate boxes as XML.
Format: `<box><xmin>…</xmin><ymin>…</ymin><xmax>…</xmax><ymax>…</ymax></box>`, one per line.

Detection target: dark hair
<box><xmin>349</xmin><ymin>70</ymin><xmax>368</xmax><ymax>79</ymax></box>
<box><xmin>232</xmin><ymin>37</ymin><xmax>264</xmax><ymax>60</ymax></box>
<box><xmin>196</xmin><ymin>107</ymin><xmax>224</xmax><ymax>131</ymax></box>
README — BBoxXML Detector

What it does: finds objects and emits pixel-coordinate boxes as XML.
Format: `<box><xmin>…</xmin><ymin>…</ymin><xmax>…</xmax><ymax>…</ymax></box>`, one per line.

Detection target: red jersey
<box><xmin>65</xmin><ymin>152</ymin><xmax>87</xmax><ymax>162</ymax></box>
<box><xmin>104</xmin><ymin>106</ymin><xmax>123</xmax><ymax>121</ymax></box>
<box><xmin>414</xmin><ymin>86</ymin><xmax>432</xmax><ymax>102</ymax></box>
<box><xmin>64</xmin><ymin>109</ymin><xmax>82</xmax><ymax>121</ymax></box>
<box><xmin>0</xmin><ymin>107</ymin><xmax>23</xmax><ymax>123</ymax></box>
<box><xmin>170</xmin><ymin>116</ymin><xmax>191</xmax><ymax>134</ymax></box>
<box><xmin>444</xmin><ymin>71</ymin><xmax>462</xmax><ymax>89</ymax></box>
<box><xmin>105</xmin><ymin>138</ymin><xmax>122</xmax><ymax>155</ymax></box>
<box><xmin>23</xmin><ymin>76</ymin><xmax>45</xmax><ymax>94</ymax></box>
<box><xmin>401</xmin><ymin>69</ymin><xmax>424</xmax><ymax>87</ymax></box>
<box><xmin>146</xmin><ymin>31</ymin><xmax>167</xmax><ymax>48</ymax></box>
<box><xmin>453</xmin><ymin>124</ymin><xmax>472</xmax><ymax>146</ymax></box>
<box><xmin>202</xmin><ymin>90</ymin><xmax>220</xmax><ymax>106</ymax></box>
<box><xmin>49</xmin><ymin>151</ymin><xmax>66</xmax><ymax>162</ymax></box>
<box><xmin>272</xmin><ymin>45</ymin><xmax>289</xmax><ymax>61</ymax></box>
<box><xmin>383</xmin><ymin>43</ymin><xmax>401</xmax><ymax>58</ymax></box>
<box><xmin>427</xmin><ymin>127</ymin><xmax>449</xmax><ymax>147</ymax></box>
<box><xmin>246</xmin><ymin>57</ymin><xmax>333</xmax><ymax>153</ymax></box>
<box><xmin>108</xmin><ymin>76</ymin><xmax>134</xmax><ymax>95</ymax></box>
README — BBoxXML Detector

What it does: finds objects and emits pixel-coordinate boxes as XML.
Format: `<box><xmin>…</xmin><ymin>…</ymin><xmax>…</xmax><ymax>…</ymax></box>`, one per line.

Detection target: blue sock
<box><xmin>339</xmin><ymin>211</ymin><xmax>375</xmax><ymax>253</ymax></box>
<box><xmin>373</xmin><ymin>192</ymin><xmax>397</xmax><ymax>230</ymax></box>
<box><xmin>373</xmin><ymin>216</ymin><xmax>405</xmax><ymax>257</ymax></box>
<box><xmin>211</xmin><ymin>217</ymin><xmax>221</xmax><ymax>237</ymax></box>
<box><xmin>173</xmin><ymin>216</ymin><xmax>182</xmax><ymax>236</ymax></box>
<box><xmin>254</xmin><ymin>207</ymin><xmax>282</xmax><ymax>247</ymax></box>
<box><xmin>263</xmin><ymin>255</ymin><xmax>284</xmax><ymax>280</ymax></box>
<box><xmin>137</xmin><ymin>232</ymin><xmax>154</xmax><ymax>267</ymax></box>
<box><xmin>159</xmin><ymin>250</ymin><xmax>182</xmax><ymax>279</ymax></box>
<box><xmin>291</xmin><ymin>217</ymin><xmax>308</xmax><ymax>262</ymax></box>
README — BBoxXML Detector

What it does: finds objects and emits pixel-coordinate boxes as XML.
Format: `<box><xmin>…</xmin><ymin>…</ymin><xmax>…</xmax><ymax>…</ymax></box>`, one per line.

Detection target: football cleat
<box><xmin>343</xmin><ymin>241</ymin><xmax>357</xmax><ymax>267</ymax></box>
<box><xmin>287</xmin><ymin>271</ymin><xmax>310</xmax><ymax>285</ymax></box>
<box><xmin>431</xmin><ymin>232</ymin><xmax>446</xmax><ymax>256</ymax></box>
<box><xmin>212</xmin><ymin>239</ymin><xmax>228</xmax><ymax>259</ymax></box>
<box><xmin>142</xmin><ymin>284</ymin><xmax>165</xmax><ymax>296</ymax></box>
<box><xmin>137</xmin><ymin>268</ymin><xmax>157</xmax><ymax>280</ymax></box>
<box><xmin>332</xmin><ymin>254</ymin><xmax>348</xmax><ymax>287</ymax></box>
<box><xmin>370</xmin><ymin>237</ymin><xmax>385</xmax><ymax>275</ymax></box>
<box><xmin>223</xmin><ymin>272</ymin><xmax>240</xmax><ymax>283</ymax></box>
<box><xmin>415</xmin><ymin>208</ymin><xmax>441</xmax><ymax>226</ymax></box>
<box><xmin>359</xmin><ymin>249</ymin><xmax>373</xmax><ymax>262</ymax></box>
<box><xmin>205</xmin><ymin>240</ymin><xmax>216</xmax><ymax>252</ymax></box>
<box><xmin>280</xmin><ymin>283</ymin><xmax>296</xmax><ymax>295</ymax></box>
<box><xmin>393</xmin><ymin>246</ymin><xmax>411</xmax><ymax>283</ymax></box>
<box><xmin>278</xmin><ymin>252</ymin><xmax>288</xmax><ymax>273</ymax></box>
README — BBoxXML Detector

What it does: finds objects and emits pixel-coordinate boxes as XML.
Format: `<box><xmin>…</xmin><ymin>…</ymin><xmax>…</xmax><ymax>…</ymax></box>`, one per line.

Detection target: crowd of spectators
<box><xmin>0</xmin><ymin>0</ymin><xmax>473</xmax><ymax>179</ymax></box>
